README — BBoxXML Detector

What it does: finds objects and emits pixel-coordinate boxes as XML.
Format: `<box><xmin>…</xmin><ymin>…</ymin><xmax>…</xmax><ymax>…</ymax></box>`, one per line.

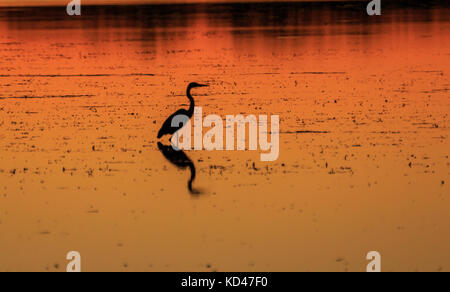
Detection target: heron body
<box><xmin>157</xmin><ymin>109</ymin><xmax>190</xmax><ymax>139</ymax></box>
<box><xmin>157</xmin><ymin>82</ymin><xmax>207</xmax><ymax>139</ymax></box>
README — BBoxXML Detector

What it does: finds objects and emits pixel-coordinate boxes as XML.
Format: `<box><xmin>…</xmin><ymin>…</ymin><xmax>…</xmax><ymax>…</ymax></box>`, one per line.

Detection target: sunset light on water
<box><xmin>0</xmin><ymin>0</ymin><xmax>449</xmax><ymax>275</ymax></box>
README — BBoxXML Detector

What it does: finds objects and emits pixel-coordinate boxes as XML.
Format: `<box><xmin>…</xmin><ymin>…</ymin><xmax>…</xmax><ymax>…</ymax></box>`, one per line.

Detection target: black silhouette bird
<box><xmin>157</xmin><ymin>82</ymin><xmax>208</xmax><ymax>139</ymax></box>
<box><xmin>158</xmin><ymin>142</ymin><xmax>200</xmax><ymax>195</ymax></box>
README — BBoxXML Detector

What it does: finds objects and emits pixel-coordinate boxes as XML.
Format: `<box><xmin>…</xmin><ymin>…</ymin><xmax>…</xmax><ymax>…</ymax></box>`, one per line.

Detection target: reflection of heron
<box><xmin>158</xmin><ymin>142</ymin><xmax>201</xmax><ymax>195</ymax></box>
<box><xmin>157</xmin><ymin>82</ymin><xmax>208</xmax><ymax>139</ymax></box>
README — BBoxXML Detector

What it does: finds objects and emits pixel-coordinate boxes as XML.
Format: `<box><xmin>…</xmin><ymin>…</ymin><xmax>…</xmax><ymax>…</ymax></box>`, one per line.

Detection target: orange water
<box><xmin>0</xmin><ymin>4</ymin><xmax>449</xmax><ymax>271</ymax></box>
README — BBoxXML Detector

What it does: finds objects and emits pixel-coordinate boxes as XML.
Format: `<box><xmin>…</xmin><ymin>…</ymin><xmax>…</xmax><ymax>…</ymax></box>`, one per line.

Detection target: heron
<box><xmin>157</xmin><ymin>82</ymin><xmax>208</xmax><ymax>139</ymax></box>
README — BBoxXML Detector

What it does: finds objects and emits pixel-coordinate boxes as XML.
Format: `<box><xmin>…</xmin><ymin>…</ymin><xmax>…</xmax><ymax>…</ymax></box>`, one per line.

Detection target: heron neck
<box><xmin>187</xmin><ymin>87</ymin><xmax>195</xmax><ymax>116</ymax></box>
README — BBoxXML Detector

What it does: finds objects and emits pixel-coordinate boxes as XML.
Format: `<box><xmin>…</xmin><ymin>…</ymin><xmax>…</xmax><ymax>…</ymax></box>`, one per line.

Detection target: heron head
<box><xmin>188</xmin><ymin>82</ymin><xmax>209</xmax><ymax>89</ymax></box>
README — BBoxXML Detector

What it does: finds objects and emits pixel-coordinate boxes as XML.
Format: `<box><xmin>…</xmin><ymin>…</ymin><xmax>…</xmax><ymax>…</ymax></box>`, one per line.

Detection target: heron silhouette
<box><xmin>157</xmin><ymin>142</ymin><xmax>201</xmax><ymax>195</ymax></box>
<box><xmin>157</xmin><ymin>82</ymin><xmax>208</xmax><ymax>139</ymax></box>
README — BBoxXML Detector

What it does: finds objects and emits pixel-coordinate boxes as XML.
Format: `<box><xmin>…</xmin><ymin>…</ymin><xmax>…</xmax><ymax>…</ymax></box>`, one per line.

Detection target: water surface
<box><xmin>0</xmin><ymin>2</ymin><xmax>449</xmax><ymax>271</ymax></box>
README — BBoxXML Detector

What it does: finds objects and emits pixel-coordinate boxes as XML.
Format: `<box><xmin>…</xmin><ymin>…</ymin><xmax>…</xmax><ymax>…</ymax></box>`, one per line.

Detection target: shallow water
<box><xmin>0</xmin><ymin>2</ymin><xmax>449</xmax><ymax>271</ymax></box>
